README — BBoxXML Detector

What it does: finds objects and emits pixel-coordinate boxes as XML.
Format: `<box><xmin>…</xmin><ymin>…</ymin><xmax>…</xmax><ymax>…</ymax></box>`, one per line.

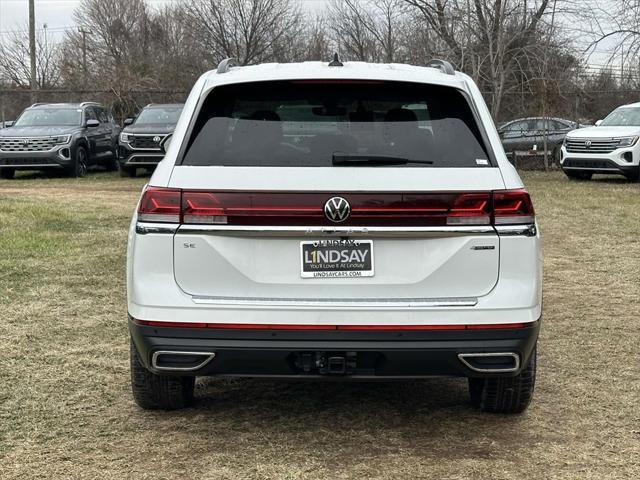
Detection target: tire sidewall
<box><xmin>72</xmin><ymin>145</ymin><xmax>88</xmax><ymax>178</ymax></box>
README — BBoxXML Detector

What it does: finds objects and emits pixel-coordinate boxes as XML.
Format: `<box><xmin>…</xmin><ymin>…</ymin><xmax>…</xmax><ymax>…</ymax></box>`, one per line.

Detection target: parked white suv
<box><xmin>561</xmin><ymin>103</ymin><xmax>640</xmax><ymax>181</ymax></box>
<box><xmin>127</xmin><ymin>58</ymin><xmax>542</xmax><ymax>413</ymax></box>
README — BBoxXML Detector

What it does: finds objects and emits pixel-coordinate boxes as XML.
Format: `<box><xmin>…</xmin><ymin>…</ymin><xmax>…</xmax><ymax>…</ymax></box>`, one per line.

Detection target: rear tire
<box><xmin>468</xmin><ymin>348</ymin><xmax>536</xmax><ymax>414</ymax></box>
<box><xmin>565</xmin><ymin>171</ymin><xmax>592</xmax><ymax>181</ymax></box>
<box><xmin>130</xmin><ymin>338</ymin><xmax>195</xmax><ymax>410</ymax></box>
<box><xmin>119</xmin><ymin>164</ymin><xmax>136</xmax><ymax>178</ymax></box>
<box><xmin>0</xmin><ymin>168</ymin><xmax>15</xmax><ymax>179</ymax></box>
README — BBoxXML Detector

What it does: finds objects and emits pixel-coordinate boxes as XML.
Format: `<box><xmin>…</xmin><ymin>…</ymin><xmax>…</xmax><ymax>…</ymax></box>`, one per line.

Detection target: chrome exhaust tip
<box><xmin>151</xmin><ymin>350</ymin><xmax>216</xmax><ymax>372</ymax></box>
<box><xmin>458</xmin><ymin>352</ymin><xmax>520</xmax><ymax>373</ymax></box>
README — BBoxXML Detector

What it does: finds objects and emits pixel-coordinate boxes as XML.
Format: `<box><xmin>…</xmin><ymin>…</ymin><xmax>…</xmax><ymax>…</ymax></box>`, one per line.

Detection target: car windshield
<box><xmin>182</xmin><ymin>81</ymin><xmax>491</xmax><ymax>168</ymax></box>
<box><xmin>135</xmin><ymin>106</ymin><xmax>183</xmax><ymax>125</ymax></box>
<box><xmin>600</xmin><ymin>107</ymin><xmax>640</xmax><ymax>126</ymax></box>
<box><xmin>14</xmin><ymin>108</ymin><xmax>81</xmax><ymax>127</ymax></box>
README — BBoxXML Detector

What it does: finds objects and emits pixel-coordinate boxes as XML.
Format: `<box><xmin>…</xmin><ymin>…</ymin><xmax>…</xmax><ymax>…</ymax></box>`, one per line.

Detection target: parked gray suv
<box><xmin>117</xmin><ymin>103</ymin><xmax>183</xmax><ymax>177</ymax></box>
<box><xmin>0</xmin><ymin>102</ymin><xmax>120</xmax><ymax>179</ymax></box>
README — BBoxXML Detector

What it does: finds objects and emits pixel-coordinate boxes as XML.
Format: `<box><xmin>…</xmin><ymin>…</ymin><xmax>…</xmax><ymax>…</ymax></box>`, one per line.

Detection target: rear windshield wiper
<box><xmin>332</xmin><ymin>153</ymin><xmax>434</xmax><ymax>166</ymax></box>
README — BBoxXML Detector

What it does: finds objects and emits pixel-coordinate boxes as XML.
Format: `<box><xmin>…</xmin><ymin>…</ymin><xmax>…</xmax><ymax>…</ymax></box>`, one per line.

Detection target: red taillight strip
<box><xmin>291</xmin><ymin>80</ymin><xmax>384</xmax><ymax>84</ymax></box>
<box><xmin>139</xmin><ymin>188</ymin><xmax>534</xmax><ymax>227</ymax></box>
<box><xmin>134</xmin><ymin>320</ymin><xmax>530</xmax><ymax>330</ymax></box>
<box><xmin>338</xmin><ymin>324</ymin><xmax>465</xmax><ymax>331</ymax></box>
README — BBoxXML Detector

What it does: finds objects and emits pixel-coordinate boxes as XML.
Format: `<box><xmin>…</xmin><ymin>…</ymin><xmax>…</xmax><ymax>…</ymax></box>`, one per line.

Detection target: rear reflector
<box><xmin>134</xmin><ymin>320</ymin><xmax>530</xmax><ymax>330</ymax></box>
<box><xmin>137</xmin><ymin>187</ymin><xmax>534</xmax><ymax>227</ymax></box>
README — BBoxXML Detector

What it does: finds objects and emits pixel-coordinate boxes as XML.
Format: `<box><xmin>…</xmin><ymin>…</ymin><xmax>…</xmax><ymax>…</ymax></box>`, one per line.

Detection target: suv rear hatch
<box><xmin>143</xmin><ymin>80</ymin><xmax>527</xmax><ymax>303</ymax></box>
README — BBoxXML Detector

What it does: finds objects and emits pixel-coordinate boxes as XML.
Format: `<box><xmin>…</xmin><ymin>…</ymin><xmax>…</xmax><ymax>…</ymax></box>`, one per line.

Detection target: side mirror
<box><xmin>3</xmin><ymin>121</ymin><xmax>13</xmax><ymax>128</ymax></box>
<box><xmin>86</xmin><ymin>119</ymin><xmax>100</xmax><ymax>128</ymax></box>
<box><xmin>160</xmin><ymin>134</ymin><xmax>173</xmax><ymax>154</ymax></box>
<box><xmin>595</xmin><ymin>120</ymin><xmax>603</xmax><ymax>127</ymax></box>
<box><xmin>123</xmin><ymin>118</ymin><xmax>134</xmax><ymax>126</ymax></box>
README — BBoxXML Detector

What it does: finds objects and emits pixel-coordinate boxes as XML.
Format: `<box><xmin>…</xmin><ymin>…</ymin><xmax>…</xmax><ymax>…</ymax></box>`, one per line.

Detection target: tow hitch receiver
<box><xmin>292</xmin><ymin>352</ymin><xmax>357</xmax><ymax>375</ymax></box>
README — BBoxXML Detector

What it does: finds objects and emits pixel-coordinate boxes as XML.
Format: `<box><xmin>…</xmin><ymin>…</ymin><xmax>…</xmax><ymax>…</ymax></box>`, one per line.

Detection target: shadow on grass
<box><xmin>590</xmin><ymin>175</ymin><xmax>635</xmax><ymax>184</ymax></box>
<box><xmin>195</xmin><ymin>377</ymin><xmax>469</xmax><ymax>414</ymax></box>
<box><xmin>5</xmin><ymin>168</ymin><xmax>154</xmax><ymax>182</ymax></box>
<box><xmin>191</xmin><ymin>377</ymin><xmax>529</xmax><ymax>430</ymax></box>
<box><xmin>133</xmin><ymin>377</ymin><xmax>536</xmax><ymax>459</ymax></box>
<box><xmin>10</xmin><ymin>169</ymin><xmax>93</xmax><ymax>180</ymax></box>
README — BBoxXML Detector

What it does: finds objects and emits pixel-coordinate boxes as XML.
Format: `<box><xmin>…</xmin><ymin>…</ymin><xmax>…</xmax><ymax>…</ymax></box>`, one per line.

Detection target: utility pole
<box><xmin>78</xmin><ymin>27</ymin><xmax>93</xmax><ymax>87</ymax></box>
<box><xmin>29</xmin><ymin>0</ymin><xmax>37</xmax><ymax>102</ymax></box>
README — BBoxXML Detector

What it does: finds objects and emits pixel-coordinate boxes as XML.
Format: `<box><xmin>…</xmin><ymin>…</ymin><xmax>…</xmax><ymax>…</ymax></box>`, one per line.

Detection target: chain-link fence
<box><xmin>6</xmin><ymin>87</ymin><xmax>638</xmax><ymax>126</ymax></box>
<box><xmin>493</xmin><ymin>89</ymin><xmax>640</xmax><ymax>125</ymax></box>
<box><xmin>0</xmin><ymin>89</ymin><xmax>189</xmax><ymax>124</ymax></box>
<box><xmin>2</xmin><ymin>86</ymin><xmax>638</xmax><ymax>171</ymax></box>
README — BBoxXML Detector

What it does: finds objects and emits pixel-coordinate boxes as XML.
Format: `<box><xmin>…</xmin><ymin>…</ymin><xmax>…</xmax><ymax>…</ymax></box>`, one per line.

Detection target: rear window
<box><xmin>182</xmin><ymin>81</ymin><xmax>491</xmax><ymax>167</ymax></box>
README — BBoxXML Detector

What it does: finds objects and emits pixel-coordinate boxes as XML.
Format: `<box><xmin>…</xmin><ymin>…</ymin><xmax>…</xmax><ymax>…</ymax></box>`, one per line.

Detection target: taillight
<box><xmin>446</xmin><ymin>193</ymin><xmax>491</xmax><ymax>225</ymax></box>
<box><xmin>137</xmin><ymin>187</ymin><xmax>181</xmax><ymax>223</ymax></box>
<box><xmin>136</xmin><ymin>188</ymin><xmax>534</xmax><ymax>226</ymax></box>
<box><xmin>182</xmin><ymin>191</ymin><xmax>227</xmax><ymax>224</ymax></box>
<box><xmin>492</xmin><ymin>189</ymin><xmax>535</xmax><ymax>225</ymax></box>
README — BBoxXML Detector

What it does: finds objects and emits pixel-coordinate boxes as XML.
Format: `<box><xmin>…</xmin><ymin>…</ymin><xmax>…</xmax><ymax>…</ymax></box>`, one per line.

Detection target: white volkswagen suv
<box><xmin>561</xmin><ymin>102</ymin><xmax>640</xmax><ymax>181</ymax></box>
<box><xmin>127</xmin><ymin>58</ymin><xmax>542</xmax><ymax>413</ymax></box>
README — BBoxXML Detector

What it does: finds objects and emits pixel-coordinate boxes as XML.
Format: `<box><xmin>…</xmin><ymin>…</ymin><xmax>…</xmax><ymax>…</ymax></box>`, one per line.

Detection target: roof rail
<box><xmin>217</xmin><ymin>58</ymin><xmax>237</xmax><ymax>74</ymax></box>
<box><xmin>426</xmin><ymin>59</ymin><xmax>455</xmax><ymax>75</ymax></box>
<box><xmin>79</xmin><ymin>101</ymin><xmax>100</xmax><ymax>107</ymax></box>
<box><xmin>29</xmin><ymin>103</ymin><xmax>46</xmax><ymax>108</ymax></box>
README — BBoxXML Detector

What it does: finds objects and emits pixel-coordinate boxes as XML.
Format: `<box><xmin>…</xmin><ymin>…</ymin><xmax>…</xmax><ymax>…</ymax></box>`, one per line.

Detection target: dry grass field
<box><xmin>0</xmin><ymin>170</ymin><xmax>638</xmax><ymax>479</ymax></box>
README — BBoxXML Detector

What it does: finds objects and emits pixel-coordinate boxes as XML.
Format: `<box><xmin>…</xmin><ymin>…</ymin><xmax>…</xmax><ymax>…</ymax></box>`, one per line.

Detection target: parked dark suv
<box><xmin>117</xmin><ymin>103</ymin><xmax>183</xmax><ymax>177</ymax></box>
<box><xmin>0</xmin><ymin>102</ymin><xmax>120</xmax><ymax>179</ymax></box>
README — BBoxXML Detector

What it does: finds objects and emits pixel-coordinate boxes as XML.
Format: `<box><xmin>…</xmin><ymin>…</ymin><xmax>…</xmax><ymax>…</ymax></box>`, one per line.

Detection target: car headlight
<box><xmin>120</xmin><ymin>132</ymin><xmax>131</xmax><ymax>143</ymax></box>
<box><xmin>616</xmin><ymin>136</ymin><xmax>638</xmax><ymax>147</ymax></box>
<box><xmin>53</xmin><ymin>135</ymin><xmax>71</xmax><ymax>144</ymax></box>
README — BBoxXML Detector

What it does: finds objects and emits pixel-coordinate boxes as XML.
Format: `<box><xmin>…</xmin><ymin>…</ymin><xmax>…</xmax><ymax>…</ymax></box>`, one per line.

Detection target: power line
<box><xmin>0</xmin><ymin>26</ymin><xmax>76</xmax><ymax>36</ymax></box>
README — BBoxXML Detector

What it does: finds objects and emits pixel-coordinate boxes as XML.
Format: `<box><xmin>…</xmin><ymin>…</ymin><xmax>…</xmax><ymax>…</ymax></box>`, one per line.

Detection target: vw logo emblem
<box><xmin>585</xmin><ymin>140</ymin><xmax>592</xmax><ymax>148</ymax></box>
<box><xmin>22</xmin><ymin>138</ymin><xmax>30</xmax><ymax>146</ymax></box>
<box><xmin>324</xmin><ymin>197</ymin><xmax>351</xmax><ymax>223</ymax></box>
<box><xmin>153</xmin><ymin>136</ymin><xmax>161</xmax><ymax>143</ymax></box>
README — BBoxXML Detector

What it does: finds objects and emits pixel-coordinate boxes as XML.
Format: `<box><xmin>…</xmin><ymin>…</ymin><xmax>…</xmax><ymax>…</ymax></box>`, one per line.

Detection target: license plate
<box><xmin>300</xmin><ymin>240</ymin><xmax>374</xmax><ymax>278</ymax></box>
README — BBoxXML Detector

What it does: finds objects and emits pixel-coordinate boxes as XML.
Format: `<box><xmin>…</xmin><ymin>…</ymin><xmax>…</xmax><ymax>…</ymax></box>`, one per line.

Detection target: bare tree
<box><xmin>148</xmin><ymin>5</ymin><xmax>205</xmax><ymax>89</ymax></box>
<box><xmin>403</xmin><ymin>0</ymin><xmax>553</xmax><ymax>116</ymax></box>
<box><xmin>60</xmin><ymin>0</ymin><xmax>161</xmax><ymax>117</ymax></box>
<box><xmin>183</xmin><ymin>0</ymin><xmax>303</xmax><ymax>65</ymax></box>
<box><xmin>2</xmin><ymin>0</ymin><xmax>598</xmax><ymax>125</ymax></box>
<box><xmin>583</xmin><ymin>0</ymin><xmax>640</xmax><ymax>74</ymax></box>
<box><xmin>329</xmin><ymin>0</ymin><xmax>378</xmax><ymax>62</ymax></box>
<box><xmin>302</xmin><ymin>16</ymin><xmax>333</xmax><ymax>61</ymax></box>
<box><xmin>328</xmin><ymin>0</ymin><xmax>408</xmax><ymax>62</ymax></box>
<box><xmin>0</xmin><ymin>26</ymin><xmax>61</xmax><ymax>88</ymax></box>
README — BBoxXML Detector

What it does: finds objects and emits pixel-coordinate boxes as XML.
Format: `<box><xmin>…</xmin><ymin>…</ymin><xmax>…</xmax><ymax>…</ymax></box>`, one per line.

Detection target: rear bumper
<box><xmin>129</xmin><ymin>317</ymin><xmax>540</xmax><ymax>379</ymax></box>
<box><xmin>0</xmin><ymin>148</ymin><xmax>72</xmax><ymax>169</ymax></box>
